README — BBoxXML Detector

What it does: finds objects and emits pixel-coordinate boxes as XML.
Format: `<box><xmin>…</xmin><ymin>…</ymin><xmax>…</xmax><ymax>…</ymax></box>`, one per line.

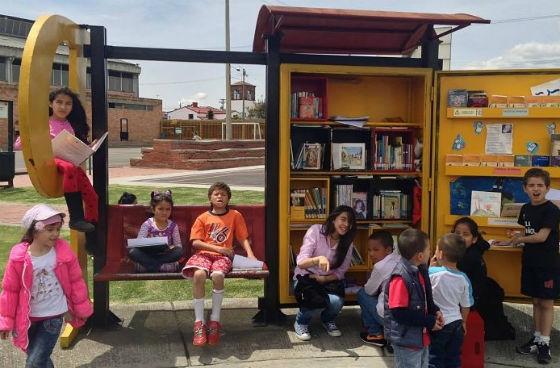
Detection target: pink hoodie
<box><xmin>0</xmin><ymin>239</ymin><xmax>93</xmax><ymax>352</ymax></box>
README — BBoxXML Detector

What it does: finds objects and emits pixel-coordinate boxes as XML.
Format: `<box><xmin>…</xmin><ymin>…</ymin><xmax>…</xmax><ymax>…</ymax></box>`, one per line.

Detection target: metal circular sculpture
<box><xmin>18</xmin><ymin>14</ymin><xmax>86</xmax><ymax>197</ymax></box>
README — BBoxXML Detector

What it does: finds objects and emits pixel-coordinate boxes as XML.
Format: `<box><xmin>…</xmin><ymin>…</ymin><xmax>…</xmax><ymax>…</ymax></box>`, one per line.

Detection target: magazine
<box><xmin>52</xmin><ymin>130</ymin><xmax>108</xmax><ymax>166</ymax></box>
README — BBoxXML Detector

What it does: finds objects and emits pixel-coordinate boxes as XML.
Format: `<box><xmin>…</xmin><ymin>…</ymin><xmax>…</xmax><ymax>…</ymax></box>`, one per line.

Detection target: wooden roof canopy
<box><xmin>253</xmin><ymin>6</ymin><xmax>490</xmax><ymax>55</ymax></box>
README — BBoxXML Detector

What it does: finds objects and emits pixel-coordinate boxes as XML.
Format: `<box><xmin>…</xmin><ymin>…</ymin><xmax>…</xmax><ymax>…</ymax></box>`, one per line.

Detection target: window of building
<box><xmin>121</xmin><ymin>72</ymin><xmax>133</xmax><ymax>92</ymax></box>
<box><xmin>188</xmin><ymin>114</ymin><xmax>194</xmax><ymax>119</ymax></box>
<box><xmin>233</xmin><ymin>89</ymin><xmax>240</xmax><ymax>100</ymax></box>
<box><xmin>109</xmin><ymin>71</ymin><xmax>121</xmax><ymax>91</ymax></box>
<box><xmin>11</xmin><ymin>59</ymin><xmax>21</xmax><ymax>83</ymax></box>
<box><xmin>0</xmin><ymin>57</ymin><xmax>7</xmax><ymax>81</ymax></box>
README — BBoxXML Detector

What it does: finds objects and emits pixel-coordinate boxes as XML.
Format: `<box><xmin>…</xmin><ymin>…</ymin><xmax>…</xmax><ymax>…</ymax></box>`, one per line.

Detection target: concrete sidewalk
<box><xmin>0</xmin><ymin>300</ymin><xmax>557</xmax><ymax>367</ymax></box>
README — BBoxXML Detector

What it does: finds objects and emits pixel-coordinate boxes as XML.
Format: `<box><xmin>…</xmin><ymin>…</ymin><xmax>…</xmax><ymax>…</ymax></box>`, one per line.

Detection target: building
<box><xmin>0</xmin><ymin>14</ymin><xmax>163</xmax><ymax>149</ymax></box>
<box><xmin>166</xmin><ymin>102</ymin><xmax>226</xmax><ymax>120</ymax></box>
<box><xmin>231</xmin><ymin>81</ymin><xmax>256</xmax><ymax>118</ymax></box>
<box><xmin>410</xmin><ymin>26</ymin><xmax>452</xmax><ymax>70</ymax></box>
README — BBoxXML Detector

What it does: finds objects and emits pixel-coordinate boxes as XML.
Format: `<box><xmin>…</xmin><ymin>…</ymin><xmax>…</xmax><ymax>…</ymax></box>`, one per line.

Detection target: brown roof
<box><xmin>232</xmin><ymin>81</ymin><xmax>255</xmax><ymax>87</ymax></box>
<box><xmin>253</xmin><ymin>6</ymin><xmax>489</xmax><ymax>55</ymax></box>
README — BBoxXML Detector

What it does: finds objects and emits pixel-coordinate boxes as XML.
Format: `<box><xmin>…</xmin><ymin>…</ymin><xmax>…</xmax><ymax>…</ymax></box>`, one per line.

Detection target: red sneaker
<box><xmin>192</xmin><ymin>321</ymin><xmax>207</xmax><ymax>346</ymax></box>
<box><xmin>207</xmin><ymin>320</ymin><xmax>222</xmax><ymax>345</ymax></box>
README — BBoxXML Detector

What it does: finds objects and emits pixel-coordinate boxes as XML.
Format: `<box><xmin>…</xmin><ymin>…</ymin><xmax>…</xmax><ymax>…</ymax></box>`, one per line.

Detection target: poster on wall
<box><xmin>485</xmin><ymin>123</ymin><xmax>513</xmax><ymax>154</ymax></box>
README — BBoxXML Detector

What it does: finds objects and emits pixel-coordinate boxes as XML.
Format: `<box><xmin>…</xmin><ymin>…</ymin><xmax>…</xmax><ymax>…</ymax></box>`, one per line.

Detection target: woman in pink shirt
<box><xmin>293</xmin><ymin>205</ymin><xmax>357</xmax><ymax>341</ymax></box>
<box><xmin>15</xmin><ymin>88</ymin><xmax>98</xmax><ymax>240</ymax></box>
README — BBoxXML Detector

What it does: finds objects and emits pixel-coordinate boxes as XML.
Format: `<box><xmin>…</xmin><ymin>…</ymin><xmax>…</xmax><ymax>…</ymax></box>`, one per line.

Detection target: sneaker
<box><xmin>294</xmin><ymin>321</ymin><xmax>311</xmax><ymax>341</ymax></box>
<box><xmin>386</xmin><ymin>343</ymin><xmax>394</xmax><ymax>354</ymax></box>
<box><xmin>322</xmin><ymin>321</ymin><xmax>342</xmax><ymax>337</ymax></box>
<box><xmin>516</xmin><ymin>336</ymin><xmax>537</xmax><ymax>355</ymax></box>
<box><xmin>360</xmin><ymin>331</ymin><xmax>386</xmax><ymax>347</ymax></box>
<box><xmin>192</xmin><ymin>321</ymin><xmax>207</xmax><ymax>346</ymax></box>
<box><xmin>207</xmin><ymin>320</ymin><xmax>222</xmax><ymax>345</ymax></box>
<box><xmin>537</xmin><ymin>342</ymin><xmax>552</xmax><ymax>364</ymax></box>
<box><xmin>160</xmin><ymin>262</ymin><xmax>179</xmax><ymax>272</ymax></box>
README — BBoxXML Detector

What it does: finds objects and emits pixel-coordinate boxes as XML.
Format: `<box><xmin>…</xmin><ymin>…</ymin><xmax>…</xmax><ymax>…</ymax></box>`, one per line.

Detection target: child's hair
<box><xmin>398</xmin><ymin>228</ymin><xmax>429</xmax><ymax>260</ymax></box>
<box><xmin>118</xmin><ymin>192</ymin><xmax>137</xmax><ymax>204</ymax></box>
<box><xmin>49</xmin><ymin>87</ymin><xmax>89</xmax><ymax>143</ymax></box>
<box><xmin>208</xmin><ymin>182</ymin><xmax>232</xmax><ymax>200</ymax></box>
<box><xmin>369</xmin><ymin>230</ymin><xmax>394</xmax><ymax>250</ymax></box>
<box><xmin>150</xmin><ymin>190</ymin><xmax>173</xmax><ymax>208</ymax></box>
<box><xmin>523</xmin><ymin>167</ymin><xmax>550</xmax><ymax>187</ymax></box>
<box><xmin>438</xmin><ymin>233</ymin><xmax>467</xmax><ymax>263</ymax></box>
<box><xmin>452</xmin><ymin>217</ymin><xmax>481</xmax><ymax>240</ymax></box>
<box><xmin>321</xmin><ymin>205</ymin><xmax>357</xmax><ymax>269</ymax></box>
<box><xmin>21</xmin><ymin>219</ymin><xmax>65</xmax><ymax>243</ymax></box>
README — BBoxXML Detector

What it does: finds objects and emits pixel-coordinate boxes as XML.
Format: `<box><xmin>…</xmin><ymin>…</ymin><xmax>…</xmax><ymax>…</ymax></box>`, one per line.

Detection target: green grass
<box><xmin>0</xmin><ymin>185</ymin><xmax>264</xmax><ymax>206</ymax></box>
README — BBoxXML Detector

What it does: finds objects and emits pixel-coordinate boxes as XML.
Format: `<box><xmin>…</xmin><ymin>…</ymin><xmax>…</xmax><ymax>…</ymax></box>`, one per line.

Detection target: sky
<box><xmin>4</xmin><ymin>0</ymin><xmax>560</xmax><ymax>111</ymax></box>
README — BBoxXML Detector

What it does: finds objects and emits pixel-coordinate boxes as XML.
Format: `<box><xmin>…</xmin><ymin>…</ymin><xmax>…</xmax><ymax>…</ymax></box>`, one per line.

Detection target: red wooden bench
<box><xmin>94</xmin><ymin>204</ymin><xmax>269</xmax><ymax>282</ymax></box>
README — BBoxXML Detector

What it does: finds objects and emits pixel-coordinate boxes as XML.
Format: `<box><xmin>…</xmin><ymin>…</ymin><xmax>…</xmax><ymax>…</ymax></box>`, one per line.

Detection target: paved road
<box><xmin>14</xmin><ymin>147</ymin><xmax>143</xmax><ymax>170</ymax></box>
<box><xmin>134</xmin><ymin>167</ymin><xmax>265</xmax><ymax>187</ymax></box>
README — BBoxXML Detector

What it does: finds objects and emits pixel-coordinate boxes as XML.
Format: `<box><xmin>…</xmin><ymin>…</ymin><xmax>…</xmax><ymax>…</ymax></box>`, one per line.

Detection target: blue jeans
<box><xmin>26</xmin><ymin>316</ymin><xmax>63</xmax><ymax>368</ymax></box>
<box><xmin>393</xmin><ymin>345</ymin><xmax>429</xmax><ymax>368</ymax></box>
<box><xmin>294</xmin><ymin>278</ymin><xmax>344</xmax><ymax>325</ymax></box>
<box><xmin>357</xmin><ymin>288</ymin><xmax>384</xmax><ymax>335</ymax></box>
<box><xmin>429</xmin><ymin>320</ymin><xmax>464</xmax><ymax>368</ymax></box>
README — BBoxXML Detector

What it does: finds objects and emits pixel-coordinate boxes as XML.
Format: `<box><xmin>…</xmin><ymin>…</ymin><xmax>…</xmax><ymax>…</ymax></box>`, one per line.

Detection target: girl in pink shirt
<box><xmin>293</xmin><ymin>205</ymin><xmax>357</xmax><ymax>341</ymax></box>
<box><xmin>15</xmin><ymin>88</ymin><xmax>98</xmax><ymax>241</ymax></box>
<box><xmin>0</xmin><ymin>204</ymin><xmax>93</xmax><ymax>367</ymax></box>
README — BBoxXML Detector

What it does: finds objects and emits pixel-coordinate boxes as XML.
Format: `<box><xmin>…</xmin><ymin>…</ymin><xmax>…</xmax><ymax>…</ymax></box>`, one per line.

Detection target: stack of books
<box><xmin>373</xmin><ymin>133</ymin><xmax>414</xmax><ymax>171</ymax></box>
<box><xmin>350</xmin><ymin>247</ymin><xmax>365</xmax><ymax>266</ymax></box>
<box><xmin>290</xmin><ymin>187</ymin><xmax>327</xmax><ymax>219</ymax></box>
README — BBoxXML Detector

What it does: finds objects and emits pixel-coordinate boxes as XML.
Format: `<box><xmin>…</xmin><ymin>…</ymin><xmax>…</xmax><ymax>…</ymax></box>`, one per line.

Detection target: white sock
<box><xmin>210</xmin><ymin>289</ymin><xmax>224</xmax><ymax>322</ymax></box>
<box><xmin>541</xmin><ymin>335</ymin><xmax>550</xmax><ymax>345</ymax></box>
<box><xmin>534</xmin><ymin>331</ymin><xmax>542</xmax><ymax>343</ymax></box>
<box><xmin>194</xmin><ymin>298</ymin><xmax>205</xmax><ymax>323</ymax></box>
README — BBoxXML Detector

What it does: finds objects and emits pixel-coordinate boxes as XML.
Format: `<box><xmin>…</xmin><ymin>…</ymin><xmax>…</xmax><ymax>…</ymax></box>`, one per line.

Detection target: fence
<box><xmin>160</xmin><ymin>119</ymin><xmax>265</xmax><ymax>140</ymax></box>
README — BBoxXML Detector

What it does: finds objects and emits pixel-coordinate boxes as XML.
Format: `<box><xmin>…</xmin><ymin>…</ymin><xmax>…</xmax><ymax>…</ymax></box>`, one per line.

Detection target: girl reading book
<box><xmin>129</xmin><ymin>190</ymin><xmax>183</xmax><ymax>272</ymax></box>
<box><xmin>15</xmin><ymin>87</ymin><xmax>98</xmax><ymax>236</ymax></box>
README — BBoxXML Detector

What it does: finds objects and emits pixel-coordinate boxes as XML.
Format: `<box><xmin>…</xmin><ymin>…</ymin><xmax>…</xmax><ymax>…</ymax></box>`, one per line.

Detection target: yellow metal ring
<box><xmin>18</xmin><ymin>15</ymin><xmax>86</xmax><ymax>197</ymax></box>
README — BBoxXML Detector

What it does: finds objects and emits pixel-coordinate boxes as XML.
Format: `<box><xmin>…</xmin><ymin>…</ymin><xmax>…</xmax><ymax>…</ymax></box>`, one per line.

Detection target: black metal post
<box><xmin>254</xmin><ymin>32</ymin><xmax>286</xmax><ymax>326</ymax></box>
<box><xmin>420</xmin><ymin>26</ymin><xmax>441</xmax><ymax>70</ymax></box>
<box><xmin>7</xmin><ymin>100</ymin><xmax>13</xmax><ymax>152</ymax></box>
<box><xmin>89</xmin><ymin>25</ymin><xmax>114</xmax><ymax>327</ymax></box>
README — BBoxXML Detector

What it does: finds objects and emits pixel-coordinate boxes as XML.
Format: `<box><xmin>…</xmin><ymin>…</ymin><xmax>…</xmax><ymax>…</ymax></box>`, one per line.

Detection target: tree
<box><xmin>247</xmin><ymin>101</ymin><xmax>266</xmax><ymax>119</ymax></box>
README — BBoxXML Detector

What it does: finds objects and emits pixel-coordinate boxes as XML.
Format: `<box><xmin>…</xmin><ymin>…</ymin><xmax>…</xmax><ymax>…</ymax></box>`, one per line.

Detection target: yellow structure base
<box><xmin>59</xmin><ymin>323</ymin><xmax>79</xmax><ymax>349</ymax></box>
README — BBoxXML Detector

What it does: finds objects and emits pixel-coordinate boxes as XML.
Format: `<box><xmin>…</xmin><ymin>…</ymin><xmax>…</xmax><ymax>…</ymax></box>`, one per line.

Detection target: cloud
<box><xmin>195</xmin><ymin>92</ymin><xmax>208</xmax><ymax>100</ymax></box>
<box><xmin>462</xmin><ymin>42</ymin><xmax>560</xmax><ymax>70</ymax></box>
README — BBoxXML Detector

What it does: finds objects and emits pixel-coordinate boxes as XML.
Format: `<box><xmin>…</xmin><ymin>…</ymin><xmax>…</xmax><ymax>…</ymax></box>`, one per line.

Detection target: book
<box><xmin>514</xmin><ymin>155</ymin><xmax>531</xmax><ymax>167</ymax></box>
<box><xmin>232</xmin><ymin>254</ymin><xmax>264</xmax><ymax>269</ymax></box>
<box><xmin>298</xmin><ymin>96</ymin><xmax>315</xmax><ymax>119</ymax></box>
<box><xmin>470</xmin><ymin>191</ymin><xmax>501</xmax><ymax>217</ymax></box>
<box><xmin>126</xmin><ymin>236</ymin><xmax>168</xmax><ymax>249</ymax></box>
<box><xmin>501</xmin><ymin>203</ymin><xmax>524</xmax><ymax>218</ymax></box>
<box><xmin>52</xmin><ymin>130</ymin><xmax>108</xmax><ymax>166</ymax></box>
<box><xmin>302</xmin><ymin>143</ymin><xmax>322</xmax><ymax>170</ymax></box>
<box><xmin>352</xmin><ymin>191</ymin><xmax>368</xmax><ymax>220</ymax></box>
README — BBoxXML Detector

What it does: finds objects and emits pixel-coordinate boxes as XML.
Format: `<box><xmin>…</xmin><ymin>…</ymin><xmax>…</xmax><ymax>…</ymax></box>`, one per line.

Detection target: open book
<box><xmin>232</xmin><ymin>254</ymin><xmax>264</xmax><ymax>269</ymax></box>
<box><xmin>126</xmin><ymin>236</ymin><xmax>168</xmax><ymax>249</ymax></box>
<box><xmin>52</xmin><ymin>130</ymin><xmax>108</xmax><ymax>166</ymax></box>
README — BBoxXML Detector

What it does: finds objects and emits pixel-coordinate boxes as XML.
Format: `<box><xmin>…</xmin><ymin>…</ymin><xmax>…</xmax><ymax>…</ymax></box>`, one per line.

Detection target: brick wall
<box><xmin>0</xmin><ymin>82</ymin><xmax>162</xmax><ymax>150</ymax></box>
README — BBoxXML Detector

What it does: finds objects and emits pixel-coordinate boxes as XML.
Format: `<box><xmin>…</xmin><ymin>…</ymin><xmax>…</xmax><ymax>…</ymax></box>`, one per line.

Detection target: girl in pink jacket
<box><xmin>0</xmin><ymin>204</ymin><xmax>93</xmax><ymax>367</ymax></box>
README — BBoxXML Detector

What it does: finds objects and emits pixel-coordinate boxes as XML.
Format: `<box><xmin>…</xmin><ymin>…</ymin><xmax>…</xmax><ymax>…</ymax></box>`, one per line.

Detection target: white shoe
<box><xmin>294</xmin><ymin>321</ymin><xmax>311</xmax><ymax>341</ymax></box>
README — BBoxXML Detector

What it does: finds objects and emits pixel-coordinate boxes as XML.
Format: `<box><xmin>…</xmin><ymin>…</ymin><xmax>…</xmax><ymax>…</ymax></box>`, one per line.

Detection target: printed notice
<box><xmin>485</xmin><ymin>123</ymin><xmax>513</xmax><ymax>154</ymax></box>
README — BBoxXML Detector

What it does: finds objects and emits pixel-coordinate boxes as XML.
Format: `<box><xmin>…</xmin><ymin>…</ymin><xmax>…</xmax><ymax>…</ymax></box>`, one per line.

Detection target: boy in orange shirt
<box><xmin>182</xmin><ymin>182</ymin><xmax>256</xmax><ymax>346</ymax></box>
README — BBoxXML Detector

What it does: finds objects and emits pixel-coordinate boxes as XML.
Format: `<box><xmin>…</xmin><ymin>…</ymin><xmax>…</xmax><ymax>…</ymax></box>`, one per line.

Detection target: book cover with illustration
<box><xmin>470</xmin><ymin>190</ymin><xmax>502</xmax><ymax>217</ymax></box>
<box><xmin>351</xmin><ymin>192</ymin><xmax>368</xmax><ymax>220</ymax></box>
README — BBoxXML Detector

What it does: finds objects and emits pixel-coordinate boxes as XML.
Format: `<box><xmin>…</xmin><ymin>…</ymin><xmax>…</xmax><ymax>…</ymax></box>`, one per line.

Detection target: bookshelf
<box><xmin>434</xmin><ymin>70</ymin><xmax>560</xmax><ymax>299</ymax></box>
<box><xmin>279</xmin><ymin>64</ymin><xmax>432</xmax><ymax>304</ymax></box>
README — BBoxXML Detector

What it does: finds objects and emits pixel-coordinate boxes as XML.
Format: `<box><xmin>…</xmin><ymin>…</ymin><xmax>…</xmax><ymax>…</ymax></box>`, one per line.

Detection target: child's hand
<box><xmin>0</xmin><ymin>330</ymin><xmax>10</xmax><ymax>339</ymax></box>
<box><xmin>431</xmin><ymin>321</ymin><xmax>443</xmax><ymax>331</ymax></box>
<box><xmin>462</xmin><ymin>321</ymin><xmax>468</xmax><ymax>336</ymax></box>
<box><xmin>315</xmin><ymin>256</ymin><xmax>330</xmax><ymax>272</ymax></box>
<box><xmin>430</xmin><ymin>254</ymin><xmax>439</xmax><ymax>267</ymax></box>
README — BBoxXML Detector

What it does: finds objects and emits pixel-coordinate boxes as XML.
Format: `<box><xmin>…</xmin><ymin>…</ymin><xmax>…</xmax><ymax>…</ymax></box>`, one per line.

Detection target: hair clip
<box><xmin>34</xmin><ymin>221</ymin><xmax>46</xmax><ymax>231</ymax></box>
